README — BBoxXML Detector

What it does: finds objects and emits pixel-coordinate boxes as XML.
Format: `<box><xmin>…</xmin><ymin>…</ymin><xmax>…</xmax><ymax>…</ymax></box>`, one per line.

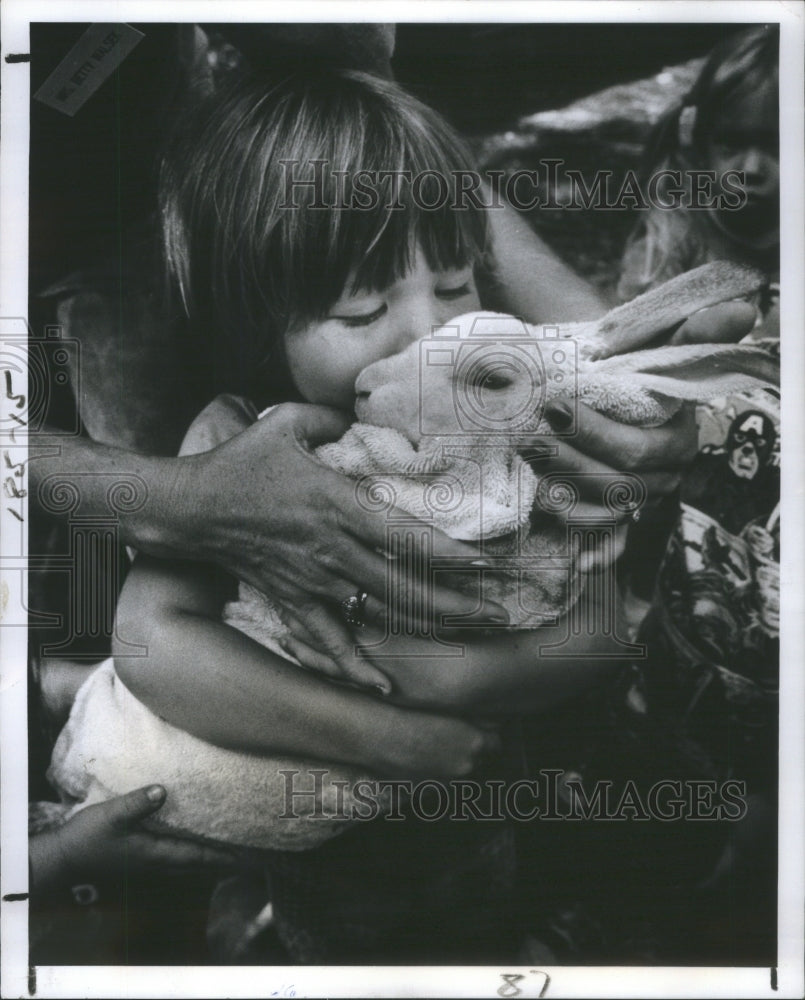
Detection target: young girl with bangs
<box><xmin>106</xmin><ymin>68</ymin><xmax>750</xmax><ymax>962</ymax></box>
<box><xmin>618</xmin><ymin>25</ymin><xmax>779</xmax><ymax>311</ymax></box>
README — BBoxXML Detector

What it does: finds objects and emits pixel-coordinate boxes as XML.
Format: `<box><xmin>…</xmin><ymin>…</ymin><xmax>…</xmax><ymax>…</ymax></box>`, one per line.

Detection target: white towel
<box><xmin>49</xmin><ymin>660</ymin><xmax>391</xmax><ymax>850</ymax></box>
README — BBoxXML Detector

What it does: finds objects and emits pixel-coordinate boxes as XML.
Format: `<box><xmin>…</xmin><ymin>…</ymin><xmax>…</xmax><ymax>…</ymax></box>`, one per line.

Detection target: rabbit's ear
<box><xmin>583</xmin><ymin>262</ymin><xmax>765</xmax><ymax>360</ymax></box>
<box><xmin>596</xmin><ymin>341</ymin><xmax>779</xmax><ymax>402</ymax></box>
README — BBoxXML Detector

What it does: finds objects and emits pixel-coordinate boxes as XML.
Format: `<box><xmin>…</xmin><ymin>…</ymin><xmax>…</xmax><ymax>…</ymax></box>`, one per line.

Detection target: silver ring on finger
<box><xmin>340</xmin><ymin>590</ymin><xmax>369</xmax><ymax>628</ymax></box>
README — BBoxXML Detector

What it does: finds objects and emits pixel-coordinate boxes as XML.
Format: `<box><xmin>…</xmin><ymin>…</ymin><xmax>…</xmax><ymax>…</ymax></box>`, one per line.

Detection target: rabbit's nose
<box><xmin>355</xmin><ymin>359</ymin><xmax>389</xmax><ymax>395</ymax></box>
<box><xmin>354</xmin><ymin>369</ymin><xmax>373</xmax><ymax>398</ymax></box>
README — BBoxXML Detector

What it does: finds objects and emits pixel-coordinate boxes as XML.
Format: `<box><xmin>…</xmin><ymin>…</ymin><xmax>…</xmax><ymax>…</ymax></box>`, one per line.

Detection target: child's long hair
<box><xmin>620</xmin><ymin>25</ymin><xmax>779</xmax><ymax>298</ymax></box>
<box><xmin>160</xmin><ymin>69</ymin><xmax>488</xmax><ymax>402</ymax></box>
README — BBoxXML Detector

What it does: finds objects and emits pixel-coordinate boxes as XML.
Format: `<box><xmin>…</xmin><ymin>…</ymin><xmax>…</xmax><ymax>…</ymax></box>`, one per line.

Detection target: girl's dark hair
<box><xmin>160</xmin><ymin>69</ymin><xmax>488</xmax><ymax>399</ymax></box>
<box><xmin>687</xmin><ymin>24</ymin><xmax>779</xmax><ymax>151</ymax></box>
<box><xmin>637</xmin><ymin>25</ymin><xmax>778</xmax><ymax>176</ymax></box>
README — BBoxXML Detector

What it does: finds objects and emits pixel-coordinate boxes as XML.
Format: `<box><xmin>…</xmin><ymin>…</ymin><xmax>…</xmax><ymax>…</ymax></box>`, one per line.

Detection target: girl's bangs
<box><xmin>328</xmin><ymin>101</ymin><xmax>488</xmax><ymax>300</ymax></box>
<box><xmin>163</xmin><ymin>67</ymin><xmax>489</xmax><ymax>360</ymax></box>
<box><xmin>698</xmin><ymin>27</ymin><xmax>778</xmax><ymax>127</ymax></box>
<box><xmin>343</xmin><ymin>198</ymin><xmax>487</xmax><ymax>297</ymax></box>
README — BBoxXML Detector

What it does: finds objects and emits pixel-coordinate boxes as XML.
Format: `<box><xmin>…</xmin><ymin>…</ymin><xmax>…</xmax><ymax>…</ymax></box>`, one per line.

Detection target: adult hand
<box><xmin>30</xmin><ymin>786</ymin><xmax>234</xmax><ymax>896</ymax></box>
<box><xmin>521</xmin><ymin>400</ymin><xmax>695</xmax><ymax>519</ymax></box>
<box><xmin>179</xmin><ymin>403</ymin><xmax>508</xmax><ymax>688</ymax></box>
<box><xmin>525</xmin><ymin>300</ymin><xmax>758</xmax><ymax>514</ymax></box>
<box><xmin>668</xmin><ymin>299</ymin><xmax>757</xmax><ymax>345</ymax></box>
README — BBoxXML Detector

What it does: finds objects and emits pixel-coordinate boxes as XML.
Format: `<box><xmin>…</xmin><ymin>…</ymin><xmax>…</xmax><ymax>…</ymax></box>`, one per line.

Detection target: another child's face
<box><xmin>284</xmin><ymin>246</ymin><xmax>480</xmax><ymax>411</ymax></box>
<box><xmin>705</xmin><ymin>86</ymin><xmax>779</xmax><ymax>243</ymax></box>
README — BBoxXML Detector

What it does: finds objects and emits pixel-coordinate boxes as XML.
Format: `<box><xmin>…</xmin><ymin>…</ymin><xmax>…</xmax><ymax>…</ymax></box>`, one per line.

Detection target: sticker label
<box><xmin>33</xmin><ymin>23</ymin><xmax>144</xmax><ymax>116</ymax></box>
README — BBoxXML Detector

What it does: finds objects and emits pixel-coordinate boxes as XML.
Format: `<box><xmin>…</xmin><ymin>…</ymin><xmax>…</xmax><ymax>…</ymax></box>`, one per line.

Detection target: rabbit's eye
<box><xmin>474</xmin><ymin>368</ymin><xmax>512</xmax><ymax>391</ymax></box>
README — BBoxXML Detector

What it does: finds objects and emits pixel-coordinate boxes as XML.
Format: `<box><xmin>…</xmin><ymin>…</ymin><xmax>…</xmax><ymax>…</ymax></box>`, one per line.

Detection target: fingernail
<box><xmin>374</xmin><ymin>682</ymin><xmax>392</xmax><ymax>696</ymax></box>
<box><xmin>147</xmin><ymin>785</ymin><xmax>166</xmax><ymax>802</ymax></box>
<box><xmin>546</xmin><ymin>401</ymin><xmax>573</xmax><ymax>430</ymax></box>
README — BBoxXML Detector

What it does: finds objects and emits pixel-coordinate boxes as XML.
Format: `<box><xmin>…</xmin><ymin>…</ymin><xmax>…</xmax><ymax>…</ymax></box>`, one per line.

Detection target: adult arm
<box><xmin>30</xmin><ymin>404</ymin><xmax>507</xmax><ymax>651</ymax></box>
<box><xmin>481</xmin><ymin>208</ymin><xmax>757</xmax><ymax>517</ymax></box>
<box><xmin>484</xmin><ymin>195</ymin><xmax>609</xmax><ymax>321</ymax></box>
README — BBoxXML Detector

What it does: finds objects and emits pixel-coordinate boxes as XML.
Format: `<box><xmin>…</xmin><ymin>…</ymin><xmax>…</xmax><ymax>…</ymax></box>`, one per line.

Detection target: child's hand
<box><xmin>30</xmin><ymin>786</ymin><xmax>234</xmax><ymax>895</ymax></box>
<box><xmin>374</xmin><ymin>707</ymin><xmax>501</xmax><ymax>779</ymax></box>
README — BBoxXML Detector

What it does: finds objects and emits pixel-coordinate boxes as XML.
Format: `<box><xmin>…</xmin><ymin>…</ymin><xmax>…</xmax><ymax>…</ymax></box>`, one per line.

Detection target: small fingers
<box><xmin>129</xmin><ymin>833</ymin><xmax>237</xmax><ymax>869</ymax></box>
<box><xmin>105</xmin><ymin>785</ymin><xmax>167</xmax><ymax>831</ymax></box>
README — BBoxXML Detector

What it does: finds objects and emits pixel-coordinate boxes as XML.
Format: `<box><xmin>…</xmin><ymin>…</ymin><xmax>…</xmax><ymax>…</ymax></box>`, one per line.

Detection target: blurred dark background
<box><xmin>29</xmin><ymin>22</ymin><xmax>740</xmax><ymax>297</ymax></box>
<box><xmin>395</xmin><ymin>23</ymin><xmax>731</xmax><ymax>132</ymax></box>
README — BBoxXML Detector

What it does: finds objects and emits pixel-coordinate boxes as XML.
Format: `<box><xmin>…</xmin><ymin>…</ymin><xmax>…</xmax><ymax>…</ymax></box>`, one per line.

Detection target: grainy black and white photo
<box><xmin>1</xmin><ymin>2</ymin><xmax>803</xmax><ymax>997</ymax></box>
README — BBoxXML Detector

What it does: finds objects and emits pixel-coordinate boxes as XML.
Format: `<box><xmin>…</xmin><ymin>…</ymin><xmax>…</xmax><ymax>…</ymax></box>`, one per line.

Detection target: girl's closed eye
<box><xmin>328</xmin><ymin>268</ymin><xmax>475</xmax><ymax>329</ymax></box>
<box><xmin>435</xmin><ymin>266</ymin><xmax>477</xmax><ymax>303</ymax></box>
<box><xmin>332</xmin><ymin>304</ymin><xmax>388</xmax><ymax>328</ymax></box>
<box><xmin>436</xmin><ymin>281</ymin><xmax>473</xmax><ymax>301</ymax></box>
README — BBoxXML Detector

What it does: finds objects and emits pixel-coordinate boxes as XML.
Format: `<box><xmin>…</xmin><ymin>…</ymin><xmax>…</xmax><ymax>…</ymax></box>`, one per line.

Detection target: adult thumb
<box><xmin>105</xmin><ymin>784</ymin><xmax>167</xmax><ymax>831</ymax></box>
<box><xmin>670</xmin><ymin>301</ymin><xmax>757</xmax><ymax>345</ymax></box>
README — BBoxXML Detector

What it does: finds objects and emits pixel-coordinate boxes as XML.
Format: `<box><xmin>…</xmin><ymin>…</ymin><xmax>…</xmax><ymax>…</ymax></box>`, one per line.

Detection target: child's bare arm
<box><xmin>343</xmin><ymin>593</ymin><xmax>625</xmax><ymax>715</ymax></box>
<box><xmin>112</xmin><ymin>556</ymin><xmax>497</xmax><ymax>779</ymax></box>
